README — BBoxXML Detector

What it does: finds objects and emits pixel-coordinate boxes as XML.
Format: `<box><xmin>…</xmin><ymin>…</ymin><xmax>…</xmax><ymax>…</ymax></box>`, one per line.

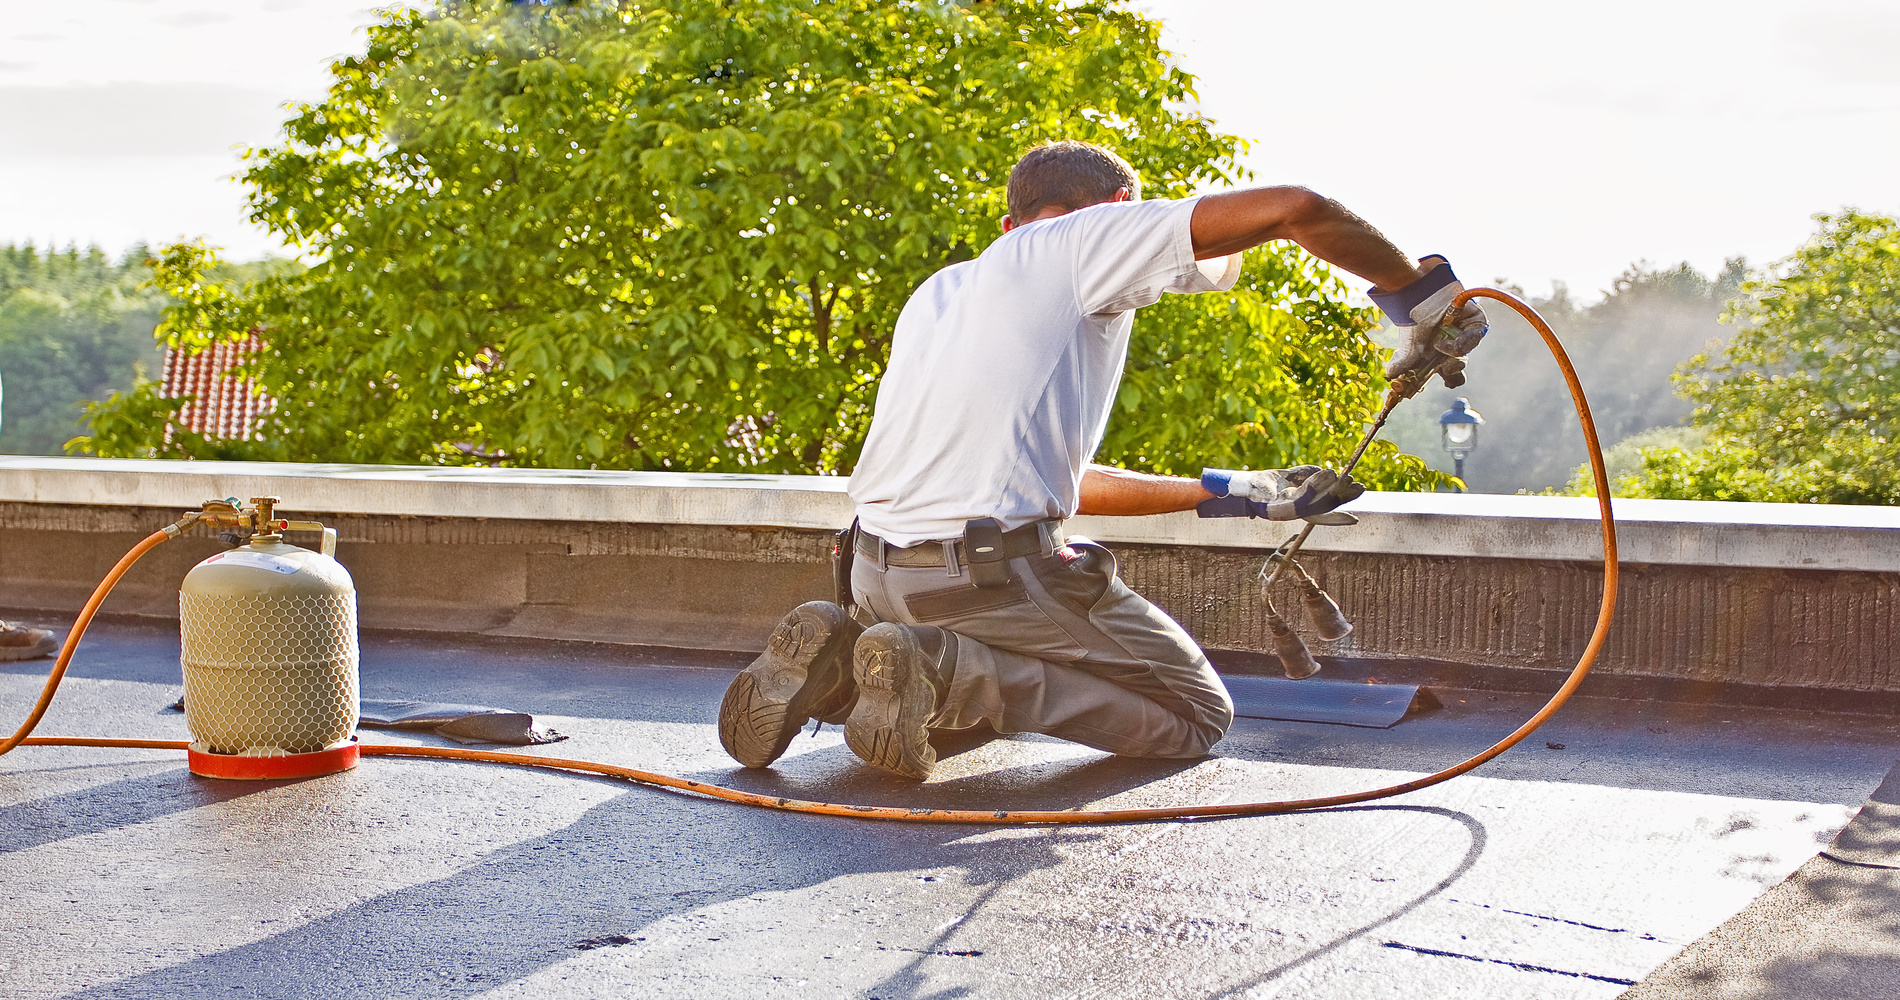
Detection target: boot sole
<box><xmin>718</xmin><ymin>602</ymin><xmax>851</xmax><ymax>768</ymax></box>
<box><xmin>845</xmin><ymin>626</ymin><xmax>938</xmax><ymax>781</ymax></box>
<box><xmin>0</xmin><ymin>636</ymin><xmax>57</xmax><ymax>662</ymax></box>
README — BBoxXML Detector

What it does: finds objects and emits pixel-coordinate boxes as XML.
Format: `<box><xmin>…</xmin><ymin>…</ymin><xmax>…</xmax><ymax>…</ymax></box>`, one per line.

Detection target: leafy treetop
<box><xmin>1589</xmin><ymin>210</ymin><xmax>1900</xmax><ymax>504</ymax></box>
<box><xmin>1</xmin><ymin>243</ymin><xmax>167</xmax><ymax>456</ymax></box>
<box><xmin>77</xmin><ymin>0</ymin><xmax>1444</xmax><ymax>491</ymax></box>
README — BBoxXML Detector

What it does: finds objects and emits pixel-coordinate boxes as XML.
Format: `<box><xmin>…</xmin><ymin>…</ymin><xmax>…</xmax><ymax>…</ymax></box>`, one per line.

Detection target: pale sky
<box><xmin>2</xmin><ymin>1</ymin><xmax>1896</xmax><ymax>301</ymax></box>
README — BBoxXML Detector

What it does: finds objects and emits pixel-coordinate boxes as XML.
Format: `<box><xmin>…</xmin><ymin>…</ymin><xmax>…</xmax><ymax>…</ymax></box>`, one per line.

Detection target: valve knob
<box><xmin>248</xmin><ymin>497</ymin><xmax>283</xmax><ymax>541</ymax></box>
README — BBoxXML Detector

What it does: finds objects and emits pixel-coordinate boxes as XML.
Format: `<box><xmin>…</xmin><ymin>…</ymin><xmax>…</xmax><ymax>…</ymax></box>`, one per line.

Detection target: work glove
<box><xmin>1196</xmin><ymin>465</ymin><xmax>1364</xmax><ymax>525</ymax></box>
<box><xmin>1370</xmin><ymin>255</ymin><xmax>1488</xmax><ymax>390</ymax></box>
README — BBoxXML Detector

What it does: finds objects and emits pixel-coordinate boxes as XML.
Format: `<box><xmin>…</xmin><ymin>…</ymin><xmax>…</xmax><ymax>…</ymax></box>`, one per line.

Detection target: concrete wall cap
<box><xmin>4</xmin><ymin>456</ymin><xmax>1897</xmax><ymax>571</ymax></box>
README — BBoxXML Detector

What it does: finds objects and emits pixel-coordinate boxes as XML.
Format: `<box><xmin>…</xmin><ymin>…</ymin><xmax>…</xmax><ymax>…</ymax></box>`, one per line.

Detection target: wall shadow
<box><xmin>51</xmin><ymin>780</ymin><xmax>1101</xmax><ymax>1000</ymax></box>
<box><xmin>1625</xmin><ymin>857</ymin><xmax>1900</xmax><ymax>1000</ymax></box>
<box><xmin>702</xmin><ymin>743</ymin><xmax>1205</xmax><ymax>815</ymax></box>
<box><xmin>2</xmin><ymin>767</ymin><xmax>315</xmax><ymax>856</ymax></box>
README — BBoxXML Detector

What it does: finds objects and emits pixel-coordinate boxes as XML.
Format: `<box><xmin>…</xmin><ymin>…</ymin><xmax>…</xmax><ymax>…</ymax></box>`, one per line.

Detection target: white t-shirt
<box><xmin>848</xmin><ymin>196</ymin><xmax>1242</xmax><ymax>546</ymax></box>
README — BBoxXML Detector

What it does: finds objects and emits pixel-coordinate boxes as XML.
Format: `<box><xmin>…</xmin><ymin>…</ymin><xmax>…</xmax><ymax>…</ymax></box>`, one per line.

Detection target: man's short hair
<box><xmin>1005</xmin><ymin>140</ymin><xmax>1141</xmax><ymax>222</ymax></box>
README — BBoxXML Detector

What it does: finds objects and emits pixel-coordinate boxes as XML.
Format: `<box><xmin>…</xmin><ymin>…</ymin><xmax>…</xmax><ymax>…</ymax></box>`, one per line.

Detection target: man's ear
<box><xmin>1111</xmin><ymin>187</ymin><xmax>1132</xmax><ymax>204</ymax></box>
<box><xmin>1001</xmin><ymin>215</ymin><xmax>1016</xmax><ymax>233</ymax></box>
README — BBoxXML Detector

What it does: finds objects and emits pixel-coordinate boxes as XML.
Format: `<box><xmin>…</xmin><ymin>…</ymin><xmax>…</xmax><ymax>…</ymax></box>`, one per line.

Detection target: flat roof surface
<box><xmin>4</xmin><ymin>614</ymin><xmax>1898</xmax><ymax>999</ymax></box>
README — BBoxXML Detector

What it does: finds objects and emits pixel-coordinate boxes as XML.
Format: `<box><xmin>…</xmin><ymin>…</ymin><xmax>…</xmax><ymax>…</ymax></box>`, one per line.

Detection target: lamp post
<box><xmin>1438</xmin><ymin>397</ymin><xmax>1484</xmax><ymax>490</ymax></box>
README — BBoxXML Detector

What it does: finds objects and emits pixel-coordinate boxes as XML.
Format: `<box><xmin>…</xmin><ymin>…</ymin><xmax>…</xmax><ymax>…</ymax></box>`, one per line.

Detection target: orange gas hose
<box><xmin>7</xmin><ymin>288</ymin><xmax>1616</xmax><ymax>824</ymax></box>
<box><xmin>0</xmin><ymin>528</ymin><xmax>175</xmax><ymax>757</ymax></box>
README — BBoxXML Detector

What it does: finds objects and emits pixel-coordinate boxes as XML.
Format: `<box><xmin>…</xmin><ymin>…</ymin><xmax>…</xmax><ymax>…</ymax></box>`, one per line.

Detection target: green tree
<box><xmin>0</xmin><ymin>244</ymin><xmax>167</xmax><ymax>456</ymax></box>
<box><xmin>76</xmin><ymin>0</ymin><xmax>1442</xmax><ymax>490</ymax></box>
<box><xmin>1099</xmin><ymin>248</ymin><xmax>1428</xmax><ymax>481</ymax></box>
<box><xmin>1602</xmin><ymin>211</ymin><xmax>1900</xmax><ymax>504</ymax></box>
<box><xmin>1375</xmin><ymin>260</ymin><xmax>1745</xmax><ymax>493</ymax></box>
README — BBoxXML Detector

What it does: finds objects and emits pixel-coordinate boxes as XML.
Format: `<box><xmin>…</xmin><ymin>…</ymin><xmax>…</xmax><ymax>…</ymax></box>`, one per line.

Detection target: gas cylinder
<box><xmin>179</xmin><ymin>498</ymin><xmax>360</xmax><ymax>779</ymax></box>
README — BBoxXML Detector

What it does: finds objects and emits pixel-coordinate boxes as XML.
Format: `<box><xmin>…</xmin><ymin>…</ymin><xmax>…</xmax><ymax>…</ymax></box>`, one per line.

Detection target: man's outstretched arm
<box><xmin>1190</xmin><ymin>187</ymin><xmax>1424</xmax><ymax>291</ymax></box>
<box><xmin>1078</xmin><ymin>463</ymin><xmax>1365</xmax><ymax>522</ymax></box>
<box><xmin>1077</xmin><ymin>465</ymin><xmax>1210</xmax><ymax>516</ymax></box>
<box><xmin>1190</xmin><ymin>186</ymin><xmax>1491</xmax><ymax>387</ymax></box>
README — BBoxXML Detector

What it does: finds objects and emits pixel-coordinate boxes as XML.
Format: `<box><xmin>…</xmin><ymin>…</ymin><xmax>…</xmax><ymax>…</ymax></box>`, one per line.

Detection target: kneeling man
<box><xmin>719</xmin><ymin>140</ymin><xmax>1486</xmax><ymax>779</ymax></box>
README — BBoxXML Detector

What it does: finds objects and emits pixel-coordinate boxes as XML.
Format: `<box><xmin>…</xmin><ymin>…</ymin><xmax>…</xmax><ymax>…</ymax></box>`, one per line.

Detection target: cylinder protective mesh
<box><xmin>179</xmin><ymin>591</ymin><xmax>360</xmax><ymax>754</ymax></box>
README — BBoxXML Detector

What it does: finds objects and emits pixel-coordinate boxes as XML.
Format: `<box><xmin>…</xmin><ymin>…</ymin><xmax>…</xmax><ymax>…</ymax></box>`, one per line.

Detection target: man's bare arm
<box><xmin>1077</xmin><ymin>464</ymin><xmax>1212</xmax><ymax>516</ymax></box>
<box><xmin>1190</xmin><ymin>187</ymin><xmax>1424</xmax><ymax>292</ymax></box>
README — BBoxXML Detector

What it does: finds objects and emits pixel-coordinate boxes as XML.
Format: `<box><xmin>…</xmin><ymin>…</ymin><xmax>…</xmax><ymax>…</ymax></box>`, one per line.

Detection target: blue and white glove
<box><xmin>1196</xmin><ymin>466</ymin><xmax>1364</xmax><ymax>525</ymax></box>
<box><xmin>1370</xmin><ymin>255</ymin><xmax>1488</xmax><ymax>390</ymax></box>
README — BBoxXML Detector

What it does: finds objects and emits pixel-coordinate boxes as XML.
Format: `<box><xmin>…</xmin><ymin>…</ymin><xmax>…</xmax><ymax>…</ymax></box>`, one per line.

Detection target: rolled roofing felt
<box><xmin>169</xmin><ymin>696</ymin><xmax>566</xmax><ymax>746</ymax></box>
<box><xmin>1225</xmin><ymin>676</ymin><xmax>1437</xmax><ymax>729</ymax></box>
<box><xmin>358</xmin><ymin>700</ymin><xmax>567</xmax><ymax>746</ymax></box>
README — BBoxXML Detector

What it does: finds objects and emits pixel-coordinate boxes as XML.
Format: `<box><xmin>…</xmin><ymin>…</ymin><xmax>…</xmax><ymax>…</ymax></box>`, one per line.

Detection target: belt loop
<box><xmin>875</xmin><ymin>536</ymin><xmax>888</xmax><ymax>572</ymax></box>
<box><xmin>942</xmin><ymin>539</ymin><xmax>962</xmax><ymax>578</ymax></box>
<box><xmin>1037</xmin><ymin>520</ymin><xmax>1053</xmax><ymax>555</ymax></box>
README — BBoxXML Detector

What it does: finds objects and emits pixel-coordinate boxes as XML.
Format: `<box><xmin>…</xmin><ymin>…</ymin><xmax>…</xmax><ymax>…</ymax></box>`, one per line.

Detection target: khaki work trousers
<box><xmin>850</xmin><ymin>536</ymin><xmax>1234</xmax><ymax>758</ymax></box>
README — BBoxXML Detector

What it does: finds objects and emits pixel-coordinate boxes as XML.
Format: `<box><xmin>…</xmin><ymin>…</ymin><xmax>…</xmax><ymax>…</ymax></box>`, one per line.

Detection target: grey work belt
<box><xmin>856</xmin><ymin>520</ymin><xmax>1061</xmax><ymax>572</ymax></box>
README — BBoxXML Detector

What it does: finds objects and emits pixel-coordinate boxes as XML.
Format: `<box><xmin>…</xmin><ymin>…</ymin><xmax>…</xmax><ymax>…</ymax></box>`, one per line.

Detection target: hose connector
<box><xmin>163</xmin><ymin>510</ymin><xmax>206</xmax><ymax>538</ymax></box>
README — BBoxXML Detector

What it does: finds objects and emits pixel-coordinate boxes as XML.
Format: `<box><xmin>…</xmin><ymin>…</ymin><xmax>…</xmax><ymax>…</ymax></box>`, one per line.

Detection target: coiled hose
<box><xmin>2</xmin><ymin>288</ymin><xmax>1615</xmax><ymax>825</ymax></box>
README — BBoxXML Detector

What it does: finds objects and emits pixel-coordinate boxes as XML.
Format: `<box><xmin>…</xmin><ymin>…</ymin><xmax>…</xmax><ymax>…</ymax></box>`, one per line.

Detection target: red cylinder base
<box><xmin>188</xmin><ymin>739</ymin><xmax>360</xmax><ymax>780</ymax></box>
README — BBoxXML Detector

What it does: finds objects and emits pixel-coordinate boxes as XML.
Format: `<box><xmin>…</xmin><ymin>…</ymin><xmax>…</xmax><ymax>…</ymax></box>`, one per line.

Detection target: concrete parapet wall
<box><xmin>0</xmin><ymin>502</ymin><xmax>834</xmax><ymax>653</ymax></box>
<box><xmin>1128</xmin><ymin>546</ymin><xmax>1899</xmax><ymax>692</ymax></box>
<box><xmin>4</xmin><ymin>458</ymin><xmax>1899</xmax><ymax>698</ymax></box>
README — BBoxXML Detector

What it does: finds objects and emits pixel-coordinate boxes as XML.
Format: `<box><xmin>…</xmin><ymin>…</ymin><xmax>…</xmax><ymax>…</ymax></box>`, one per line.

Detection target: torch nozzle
<box><xmin>1298</xmin><ymin>578</ymin><xmax>1354</xmax><ymax>641</ymax></box>
<box><xmin>1266</xmin><ymin>609</ymin><xmax>1322</xmax><ymax>680</ymax></box>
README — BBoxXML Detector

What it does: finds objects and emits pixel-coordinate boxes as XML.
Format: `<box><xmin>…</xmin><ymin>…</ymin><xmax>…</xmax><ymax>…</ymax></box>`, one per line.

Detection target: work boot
<box><xmin>845</xmin><ymin>623</ymin><xmax>955</xmax><ymax>781</ymax></box>
<box><xmin>0</xmin><ymin>620</ymin><xmax>58</xmax><ymax>662</ymax></box>
<box><xmin>718</xmin><ymin>601</ymin><xmax>864</xmax><ymax>768</ymax></box>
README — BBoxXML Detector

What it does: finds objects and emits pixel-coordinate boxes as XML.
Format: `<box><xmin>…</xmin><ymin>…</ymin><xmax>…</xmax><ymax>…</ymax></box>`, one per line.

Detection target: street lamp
<box><xmin>1438</xmin><ymin>397</ymin><xmax>1484</xmax><ymax>489</ymax></box>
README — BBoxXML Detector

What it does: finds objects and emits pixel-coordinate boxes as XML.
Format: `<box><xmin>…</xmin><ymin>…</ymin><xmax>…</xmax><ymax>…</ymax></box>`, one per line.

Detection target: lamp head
<box><xmin>1438</xmin><ymin>397</ymin><xmax>1484</xmax><ymax>454</ymax></box>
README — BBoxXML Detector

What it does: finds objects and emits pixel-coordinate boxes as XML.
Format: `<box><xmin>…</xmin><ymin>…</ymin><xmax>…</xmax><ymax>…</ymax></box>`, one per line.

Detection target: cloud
<box><xmin>156</xmin><ymin>11</ymin><xmax>236</xmax><ymax>28</ymax></box>
<box><xmin>0</xmin><ymin>82</ymin><xmax>293</xmax><ymax>159</ymax></box>
<box><xmin>1785</xmin><ymin>3</ymin><xmax>1900</xmax><ymax>86</ymax></box>
<box><xmin>1532</xmin><ymin>81</ymin><xmax>1899</xmax><ymax>124</ymax></box>
<box><xmin>0</xmin><ymin>61</ymin><xmax>33</xmax><ymax>72</ymax></box>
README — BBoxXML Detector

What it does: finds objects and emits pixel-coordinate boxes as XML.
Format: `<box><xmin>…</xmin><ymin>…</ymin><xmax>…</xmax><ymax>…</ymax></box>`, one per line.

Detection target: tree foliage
<box><xmin>0</xmin><ymin>244</ymin><xmax>166</xmax><ymax>456</ymax></box>
<box><xmin>1099</xmin><ymin>249</ymin><xmax>1430</xmax><ymax>483</ymax></box>
<box><xmin>1602</xmin><ymin>211</ymin><xmax>1900</xmax><ymax>504</ymax></box>
<box><xmin>76</xmin><ymin>0</ymin><xmax>1443</xmax><ymax>490</ymax></box>
<box><xmin>1376</xmin><ymin>260</ymin><xmax>1745</xmax><ymax>493</ymax></box>
<box><xmin>67</xmin><ymin>244</ymin><xmax>303</xmax><ymax>461</ymax></box>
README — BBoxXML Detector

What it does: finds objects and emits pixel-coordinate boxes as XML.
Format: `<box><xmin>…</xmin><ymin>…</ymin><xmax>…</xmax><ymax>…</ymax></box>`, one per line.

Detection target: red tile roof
<box><xmin>160</xmin><ymin>335</ymin><xmax>273</xmax><ymax>441</ymax></box>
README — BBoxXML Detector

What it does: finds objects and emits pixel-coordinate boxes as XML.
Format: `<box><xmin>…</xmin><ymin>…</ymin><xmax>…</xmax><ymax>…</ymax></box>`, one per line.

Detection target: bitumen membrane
<box><xmin>4</xmin><ymin>611</ymin><xmax>1900</xmax><ymax>1000</ymax></box>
